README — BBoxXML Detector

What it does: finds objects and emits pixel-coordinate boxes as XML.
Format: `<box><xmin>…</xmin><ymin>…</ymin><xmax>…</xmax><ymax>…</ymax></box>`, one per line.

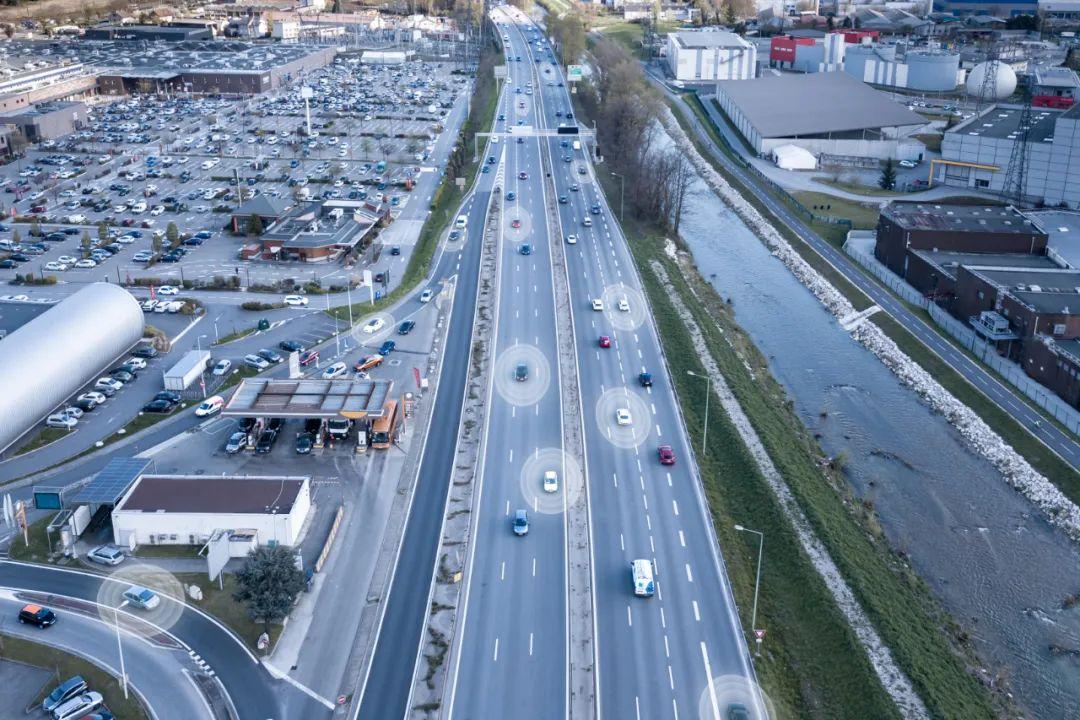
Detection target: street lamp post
<box><xmin>734</xmin><ymin>524</ymin><xmax>764</xmax><ymax>654</ymax></box>
<box><xmin>610</xmin><ymin>171</ymin><xmax>625</xmax><ymax>221</ymax></box>
<box><xmin>686</xmin><ymin>370</ymin><xmax>710</xmax><ymax>456</ymax></box>
<box><xmin>197</xmin><ymin>335</ymin><xmax>208</xmax><ymax>398</ymax></box>
<box><xmin>113</xmin><ymin>600</ymin><xmax>130</xmax><ymax>699</ymax></box>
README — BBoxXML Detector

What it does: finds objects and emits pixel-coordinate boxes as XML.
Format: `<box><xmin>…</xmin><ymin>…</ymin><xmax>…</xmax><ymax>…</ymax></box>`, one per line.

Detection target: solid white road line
<box><xmin>700</xmin><ymin>642</ymin><xmax>722</xmax><ymax>720</ymax></box>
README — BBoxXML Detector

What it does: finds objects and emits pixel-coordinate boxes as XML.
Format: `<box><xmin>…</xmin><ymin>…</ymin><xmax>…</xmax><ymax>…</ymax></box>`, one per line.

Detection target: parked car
<box><xmin>87</xmin><ymin>545</ymin><xmax>125</xmax><ymax>566</ymax></box>
<box><xmin>243</xmin><ymin>354</ymin><xmax>270</xmax><ymax>370</ymax></box>
<box><xmin>142</xmin><ymin>399</ymin><xmax>174</xmax><ymax>414</ymax></box>
<box><xmin>225</xmin><ymin>431</ymin><xmax>247</xmax><ymax>454</ymax></box>
<box><xmin>52</xmin><ymin>691</ymin><xmax>103</xmax><ymax>720</ymax></box>
<box><xmin>255</xmin><ymin>429</ymin><xmax>278</xmax><ymax>453</ymax></box>
<box><xmin>212</xmin><ymin>359</ymin><xmax>232</xmax><ymax>376</ymax></box>
<box><xmin>257</xmin><ymin>348</ymin><xmax>283</xmax><ymax>364</ymax></box>
<box><xmin>42</xmin><ymin>676</ymin><xmax>87</xmax><ymax>714</ymax></box>
<box><xmin>122</xmin><ymin>585</ymin><xmax>160</xmax><ymax>610</ymax></box>
<box><xmin>46</xmin><ymin>413</ymin><xmax>77</xmax><ymax>429</ymax></box>
<box><xmin>322</xmin><ymin>361</ymin><xmax>348</xmax><ymax>379</ymax></box>
<box><xmin>18</xmin><ymin>603</ymin><xmax>57</xmax><ymax>627</ymax></box>
<box><xmin>279</xmin><ymin>340</ymin><xmax>304</xmax><ymax>353</ymax></box>
<box><xmin>299</xmin><ymin>350</ymin><xmax>319</xmax><ymax>367</ymax></box>
<box><xmin>155</xmin><ymin>390</ymin><xmax>181</xmax><ymax>404</ymax></box>
<box><xmin>131</xmin><ymin>345</ymin><xmax>158</xmax><ymax>359</ymax></box>
<box><xmin>77</xmin><ymin>391</ymin><xmax>106</xmax><ymax>405</ymax></box>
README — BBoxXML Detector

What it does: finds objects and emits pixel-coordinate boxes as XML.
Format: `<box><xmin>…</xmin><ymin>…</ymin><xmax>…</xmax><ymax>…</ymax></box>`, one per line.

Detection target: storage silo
<box><xmin>0</xmin><ymin>283</ymin><xmax>144</xmax><ymax>453</ymax></box>
<box><xmin>906</xmin><ymin>50</ymin><xmax>961</xmax><ymax>92</ymax></box>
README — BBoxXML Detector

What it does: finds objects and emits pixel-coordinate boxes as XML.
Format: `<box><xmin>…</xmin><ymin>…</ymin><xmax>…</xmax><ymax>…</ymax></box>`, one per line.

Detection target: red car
<box><xmin>299</xmin><ymin>350</ymin><xmax>320</xmax><ymax>366</ymax></box>
<box><xmin>511</xmin><ymin>218</ymin><xmax>521</xmax><ymax>228</ymax></box>
<box><xmin>658</xmin><ymin>445</ymin><xmax>676</xmax><ymax>465</ymax></box>
<box><xmin>599</xmin><ymin>335</ymin><xmax>611</xmax><ymax>348</ymax></box>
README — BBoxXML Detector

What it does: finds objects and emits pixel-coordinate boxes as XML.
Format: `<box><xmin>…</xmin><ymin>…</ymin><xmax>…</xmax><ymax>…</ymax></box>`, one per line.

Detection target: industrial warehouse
<box><xmin>714</xmin><ymin>71</ymin><xmax>926</xmax><ymax>161</ymax></box>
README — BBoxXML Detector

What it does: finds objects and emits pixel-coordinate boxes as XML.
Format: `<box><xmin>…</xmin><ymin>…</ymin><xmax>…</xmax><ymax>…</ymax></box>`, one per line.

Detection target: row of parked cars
<box><xmin>45</xmin><ymin>350</ymin><xmax>155</xmax><ymax>429</ymax></box>
<box><xmin>38</xmin><ymin>673</ymin><xmax>111</xmax><ymax>720</ymax></box>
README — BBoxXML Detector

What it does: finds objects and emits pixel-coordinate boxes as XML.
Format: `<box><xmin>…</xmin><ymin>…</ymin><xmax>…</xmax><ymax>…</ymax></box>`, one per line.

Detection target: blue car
<box><xmin>506</xmin><ymin>191</ymin><xmax>516</xmax><ymax>201</ymax></box>
<box><xmin>379</xmin><ymin>340</ymin><xmax>396</xmax><ymax>355</ymax></box>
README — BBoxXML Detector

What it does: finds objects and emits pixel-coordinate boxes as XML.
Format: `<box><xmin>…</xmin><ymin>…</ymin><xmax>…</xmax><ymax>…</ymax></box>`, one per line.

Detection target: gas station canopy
<box><xmin>223</xmin><ymin>378</ymin><xmax>392</xmax><ymax>419</ymax></box>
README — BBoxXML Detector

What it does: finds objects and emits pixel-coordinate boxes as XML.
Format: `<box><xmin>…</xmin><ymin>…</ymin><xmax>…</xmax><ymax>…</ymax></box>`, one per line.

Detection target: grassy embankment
<box><xmin>0</xmin><ymin>634</ymin><xmax>150</xmax><ymax>720</ymax></box>
<box><xmin>608</xmin><ymin>200</ymin><xmax>1002</xmax><ymax>719</ymax></box>
<box><xmin>327</xmin><ymin>42</ymin><xmax>502</xmax><ymax>322</ymax></box>
<box><xmin>666</xmin><ymin>92</ymin><xmax>1080</xmax><ymax>507</ymax></box>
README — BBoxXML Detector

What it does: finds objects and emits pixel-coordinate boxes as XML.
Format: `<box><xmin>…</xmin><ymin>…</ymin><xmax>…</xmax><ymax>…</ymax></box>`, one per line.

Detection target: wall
<box><xmin>668</xmin><ymin>38</ymin><xmax>757</xmax><ymax>81</ymax></box>
<box><xmin>759</xmin><ymin>135</ymin><xmax>925</xmax><ymax>161</ymax></box>
<box><xmin>1022</xmin><ymin>339</ymin><xmax>1080</xmax><ymax>407</ymax></box>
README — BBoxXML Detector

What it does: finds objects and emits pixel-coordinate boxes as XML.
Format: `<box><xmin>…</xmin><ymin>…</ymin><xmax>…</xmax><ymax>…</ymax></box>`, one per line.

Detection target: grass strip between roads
<box><xmin>0</xmin><ymin>632</ymin><xmax>150</xmax><ymax>720</ymax></box>
<box><xmin>613</xmin><ymin>205</ymin><xmax>1001</xmax><ymax>718</ymax></box>
<box><xmin>328</xmin><ymin>43</ymin><xmax>501</xmax><ymax>323</ymax></box>
<box><xmin>665</xmin><ymin>92</ymin><xmax>1080</xmax><ymax>509</ymax></box>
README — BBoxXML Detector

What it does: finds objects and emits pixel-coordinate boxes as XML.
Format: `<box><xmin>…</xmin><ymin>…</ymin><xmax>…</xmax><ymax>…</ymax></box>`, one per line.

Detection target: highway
<box><xmin>647</xmin><ymin>67</ymin><xmax>1080</xmax><ymax>474</ymax></box>
<box><xmin>443</xmin><ymin>7</ymin><xmax>763</xmax><ymax>720</ymax></box>
<box><xmin>448</xmin><ymin>12</ymin><xmax>569</xmax><ymax>719</ymax></box>
<box><xmin>0</xmin><ymin>561</ymin><xmax>322</xmax><ymax>720</ymax></box>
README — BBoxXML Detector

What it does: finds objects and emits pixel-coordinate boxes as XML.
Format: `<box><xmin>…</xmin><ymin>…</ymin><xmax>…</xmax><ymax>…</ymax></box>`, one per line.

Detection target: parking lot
<box><xmin>0</xmin><ymin>57</ymin><xmax>470</xmax><ymax>292</ymax></box>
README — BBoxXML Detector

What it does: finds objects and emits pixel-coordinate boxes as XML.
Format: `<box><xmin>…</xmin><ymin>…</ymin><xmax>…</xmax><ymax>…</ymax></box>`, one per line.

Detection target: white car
<box><xmin>898</xmin><ymin>159</ymin><xmax>918</xmax><ymax>169</ymax></box>
<box><xmin>87</xmin><ymin>545</ymin><xmax>125</xmax><ymax>565</ymax></box>
<box><xmin>617</xmin><ymin>297</ymin><xmax>630</xmax><ymax>312</ymax></box>
<box><xmin>157</xmin><ymin>285</ymin><xmax>179</xmax><ymax>295</ymax></box>
<box><xmin>150</xmin><ymin>206</ymin><xmax>165</xmax><ymax>216</ymax></box>
<box><xmin>566</xmin><ymin>234</ymin><xmax>577</xmax><ymax>244</ymax></box>
<box><xmin>95</xmin><ymin>377</ymin><xmax>123</xmax><ymax>392</ymax></box>
<box><xmin>543</xmin><ymin>470</ymin><xmax>558</xmax><ymax>493</ymax></box>
<box><xmin>363</xmin><ymin>317</ymin><xmax>386</xmax><ymax>334</ymax></box>
<box><xmin>116</xmin><ymin>234</ymin><xmax>136</xmax><ymax>244</ymax></box>
<box><xmin>212</xmin><ymin>359</ymin><xmax>232</xmax><ymax>376</ymax></box>
<box><xmin>323</xmin><ymin>361</ymin><xmax>348</xmax><ymax>379</ymax></box>
<box><xmin>194</xmin><ymin>395</ymin><xmax>224</xmax><ymax>417</ymax></box>
<box><xmin>125</xmin><ymin>357</ymin><xmax>147</xmax><ymax>370</ymax></box>
<box><xmin>59</xmin><ymin>406</ymin><xmax>83</xmax><ymax>420</ymax></box>
<box><xmin>44</xmin><ymin>261</ymin><xmax>68</xmax><ymax>272</ymax></box>
<box><xmin>419</xmin><ymin>288</ymin><xmax>434</xmax><ymax>303</ymax></box>
<box><xmin>283</xmin><ymin>295</ymin><xmax>309</xmax><ymax>307</ymax></box>
<box><xmin>122</xmin><ymin>585</ymin><xmax>160</xmax><ymax>610</ymax></box>
<box><xmin>616</xmin><ymin>408</ymin><xmax>632</xmax><ymax>426</ymax></box>
<box><xmin>591</xmin><ymin>298</ymin><xmax>604</xmax><ymax>311</ymax></box>
<box><xmin>77</xmin><ymin>391</ymin><xmax>107</xmax><ymax>405</ymax></box>
<box><xmin>57</xmin><ymin>255</ymin><xmax>77</xmax><ymax>265</ymax></box>
<box><xmin>74</xmin><ymin>259</ymin><xmax>97</xmax><ymax>269</ymax></box>
<box><xmin>46</xmin><ymin>413</ymin><xmax>77</xmax><ymax>429</ymax></box>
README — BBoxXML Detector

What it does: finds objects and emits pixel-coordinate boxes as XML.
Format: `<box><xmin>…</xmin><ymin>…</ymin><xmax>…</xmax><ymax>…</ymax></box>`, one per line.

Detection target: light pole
<box><xmin>197</xmin><ymin>334</ymin><xmax>208</xmax><ymax>398</ymax></box>
<box><xmin>113</xmin><ymin>599</ymin><xmax>130</xmax><ymax>699</ymax></box>
<box><xmin>734</xmin><ymin>524</ymin><xmax>764</xmax><ymax>654</ymax></box>
<box><xmin>686</xmin><ymin>370</ymin><xmax>710</xmax><ymax>456</ymax></box>
<box><xmin>610</xmin><ymin>171</ymin><xmax>625</xmax><ymax>221</ymax></box>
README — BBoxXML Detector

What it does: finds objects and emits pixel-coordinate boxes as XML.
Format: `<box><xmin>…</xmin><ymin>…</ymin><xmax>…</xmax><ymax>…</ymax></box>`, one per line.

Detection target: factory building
<box><xmin>714</xmin><ymin>71</ymin><xmax>926</xmax><ymax>160</ymax></box>
<box><xmin>666</xmin><ymin>31</ymin><xmax>757</xmax><ymax>82</ymax></box>
<box><xmin>938</xmin><ymin>103</ymin><xmax>1080</xmax><ymax>209</ymax></box>
<box><xmin>1031</xmin><ymin>66</ymin><xmax>1079</xmax><ymax>109</ymax></box>
<box><xmin>84</xmin><ymin>25</ymin><xmax>213</xmax><ymax>42</ymax></box>
<box><xmin>0</xmin><ymin>100</ymin><xmax>88</xmax><ymax>142</ymax></box>
<box><xmin>0</xmin><ymin>283</ymin><xmax>143</xmax><ymax>455</ymax></box>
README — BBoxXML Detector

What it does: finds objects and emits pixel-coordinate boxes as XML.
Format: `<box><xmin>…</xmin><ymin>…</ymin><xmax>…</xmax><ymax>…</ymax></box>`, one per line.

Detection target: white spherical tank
<box><xmin>965</xmin><ymin>60</ymin><xmax>1017</xmax><ymax>100</ymax></box>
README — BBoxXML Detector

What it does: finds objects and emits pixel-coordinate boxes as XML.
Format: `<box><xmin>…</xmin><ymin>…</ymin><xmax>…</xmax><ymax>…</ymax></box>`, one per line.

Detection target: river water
<box><xmin>675</xmin><ymin>164</ymin><xmax>1080</xmax><ymax>717</ymax></box>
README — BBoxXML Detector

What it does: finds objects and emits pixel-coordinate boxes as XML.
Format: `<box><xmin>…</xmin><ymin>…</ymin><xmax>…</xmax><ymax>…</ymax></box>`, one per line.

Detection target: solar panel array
<box><xmin>71</xmin><ymin>457</ymin><xmax>152</xmax><ymax>505</ymax></box>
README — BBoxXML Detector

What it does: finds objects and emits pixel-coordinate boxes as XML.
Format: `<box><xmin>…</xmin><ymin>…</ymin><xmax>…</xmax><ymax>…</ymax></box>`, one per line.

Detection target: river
<box><xmin>675</xmin><ymin>158</ymin><xmax>1080</xmax><ymax>717</ymax></box>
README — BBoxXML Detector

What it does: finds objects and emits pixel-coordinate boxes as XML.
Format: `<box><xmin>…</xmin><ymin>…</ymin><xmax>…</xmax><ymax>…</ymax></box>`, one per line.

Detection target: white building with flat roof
<box><xmin>666</xmin><ymin>31</ymin><xmax>757</xmax><ymax>82</ymax></box>
<box><xmin>111</xmin><ymin>475</ymin><xmax>311</xmax><ymax>549</ymax></box>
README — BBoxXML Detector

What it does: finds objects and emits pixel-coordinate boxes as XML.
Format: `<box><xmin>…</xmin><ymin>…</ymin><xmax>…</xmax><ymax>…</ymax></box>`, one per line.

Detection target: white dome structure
<box><xmin>965</xmin><ymin>60</ymin><xmax>1017</xmax><ymax>101</ymax></box>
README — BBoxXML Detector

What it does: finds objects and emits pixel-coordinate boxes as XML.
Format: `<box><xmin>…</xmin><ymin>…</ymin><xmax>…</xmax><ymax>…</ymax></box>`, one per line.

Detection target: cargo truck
<box><xmin>163</xmin><ymin>350</ymin><xmax>210</xmax><ymax>391</ymax></box>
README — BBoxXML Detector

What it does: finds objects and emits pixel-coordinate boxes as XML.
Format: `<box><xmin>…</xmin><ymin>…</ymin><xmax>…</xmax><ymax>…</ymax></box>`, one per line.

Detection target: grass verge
<box><xmin>213</xmin><ymin>325</ymin><xmax>258</xmax><ymax>346</ymax></box>
<box><xmin>327</xmin><ymin>42</ymin><xmax>502</xmax><ymax>323</ymax></box>
<box><xmin>0</xmin><ymin>633</ymin><xmax>150</xmax><ymax>720</ymax></box>
<box><xmin>664</xmin><ymin>91</ymin><xmax>1080</xmax><ymax>502</ymax></box>
<box><xmin>7</xmin><ymin>516</ymin><xmax>56</xmax><ymax>564</ymax></box>
<box><xmin>789</xmin><ymin>191</ymin><xmax>880</xmax><ymax>229</ymax></box>
<box><xmin>610</xmin><ymin>202</ymin><xmax>1002</xmax><ymax>718</ymax></box>
<box><xmin>173</xmin><ymin>573</ymin><xmax>283</xmax><ymax>653</ymax></box>
<box><xmin>12</xmin><ymin>427</ymin><xmax>71</xmax><ymax>457</ymax></box>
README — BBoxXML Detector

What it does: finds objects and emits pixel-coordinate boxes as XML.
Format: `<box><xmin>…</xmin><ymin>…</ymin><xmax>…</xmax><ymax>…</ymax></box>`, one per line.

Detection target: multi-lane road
<box><xmin>445</xmin><ymin>8</ymin><xmax>761</xmax><ymax>720</ymax></box>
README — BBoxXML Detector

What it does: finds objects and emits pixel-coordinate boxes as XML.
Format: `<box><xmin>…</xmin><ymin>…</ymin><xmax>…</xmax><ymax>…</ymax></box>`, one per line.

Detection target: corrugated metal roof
<box><xmin>716</xmin><ymin>71</ymin><xmax>924</xmax><ymax>138</ymax></box>
<box><xmin>223</xmin><ymin>378</ymin><xmax>392</xmax><ymax>418</ymax></box>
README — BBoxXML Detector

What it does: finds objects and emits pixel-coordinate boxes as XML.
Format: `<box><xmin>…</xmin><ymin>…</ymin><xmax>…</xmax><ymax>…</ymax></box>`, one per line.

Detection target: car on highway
<box><xmin>582</xmin><ymin>217</ymin><xmax>592</xmax><ymax>227</ymax></box>
<box><xmin>519</xmin><ymin>243</ymin><xmax>531</xmax><ymax>254</ymax></box>
<box><xmin>512</xmin><ymin>509</ymin><xmax>529</xmax><ymax>536</ymax></box>
<box><xmin>398</xmin><ymin>320</ymin><xmax>416</xmax><ymax>335</ymax></box>
<box><xmin>244</xmin><ymin>354</ymin><xmax>271</xmax><ymax>370</ymax></box>
<box><xmin>616</xmin><ymin>407</ymin><xmax>632</xmax><ymax>426</ymax></box>
<box><xmin>658</xmin><ymin>445</ymin><xmax>676</xmax><ymax>465</ymax></box>
<box><xmin>18</xmin><ymin>603</ymin><xmax>57</xmax><ymax>627</ymax></box>
<box><xmin>420</xmin><ymin>288</ymin><xmax>435</xmax><ymax>303</ymax></box>
<box><xmin>518</xmin><ymin>171</ymin><xmax>529</xmax><ymax>180</ymax></box>
<box><xmin>53</xmin><ymin>691</ymin><xmax>104</xmax><ymax>720</ymax></box>
<box><xmin>279</xmin><ymin>340</ymin><xmax>304</xmax><ymax>353</ymax></box>
<box><xmin>543</xmin><ymin>470</ymin><xmax>558</xmax><ymax>493</ymax></box>
<box><xmin>599</xmin><ymin>335</ymin><xmax>611</xmax><ymax>348</ymax></box>
<box><xmin>225</xmin><ymin>431</ymin><xmax>247</xmax><ymax>454</ymax></box>
<box><xmin>42</xmin><ymin>676</ymin><xmax>88</xmax><ymax>714</ymax></box>
<box><xmin>46</xmin><ymin>413</ymin><xmax>77</xmax><ymax>429</ymax></box>
<box><xmin>122</xmin><ymin>585</ymin><xmax>160</xmax><ymax>610</ymax></box>
<box><xmin>283</xmin><ymin>295</ymin><xmax>309</xmax><ymax>306</ymax></box>
<box><xmin>566</xmin><ymin>234</ymin><xmax>577</xmax><ymax>244</ymax></box>
<box><xmin>323</xmin><ymin>362</ymin><xmax>348</xmax><ymax>379</ymax></box>
<box><xmin>639</xmin><ymin>372</ymin><xmax>653</xmax><ymax>387</ymax></box>
<box><xmin>142</xmin><ymin>399</ymin><xmax>175</xmax><ymax>414</ymax></box>
<box><xmin>195</xmin><ymin>396</ymin><xmax>224</xmax><ymax>417</ymax></box>
<box><xmin>591</xmin><ymin>298</ymin><xmax>604</xmax><ymax>311</ymax></box>
<box><xmin>511</xmin><ymin>218</ymin><xmax>521</xmax><ymax>229</ymax></box>
<box><xmin>515</xmin><ymin>362</ymin><xmax>529</xmax><ymax>381</ymax></box>
<box><xmin>363</xmin><ymin>317</ymin><xmax>387</xmax><ymax>334</ymax></box>
<box><xmin>618</xmin><ymin>297</ymin><xmax>630</xmax><ymax>312</ymax></box>
<box><xmin>299</xmin><ymin>350</ymin><xmax>320</xmax><ymax>366</ymax></box>
<box><xmin>87</xmin><ymin>545</ymin><xmax>126</xmax><ymax>566</ymax></box>
<box><xmin>506</xmin><ymin>191</ymin><xmax>516</xmax><ymax>201</ymax></box>
<box><xmin>591</xmin><ymin>203</ymin><xmax>601</xmax><ymax>215</ymax></box>
<box><xmin>212</xmin><ymin>359</ymin><xmax>232</xmax><ymax>376</ymax></box>
<box><xmin>631</xmin><ymin>558</ymin><xmax>655</xmax><ymax>597</ymax></box>
<box><xmin>726</xmin><ymin>703</ymin><xmax>751</xmax><ymax>720</ymax></box>
<box><xmin>558</xmin><ymin>195</ymin><xmax>567</xmax><ymax>204</ymax></box>
<box><xmin>157</xmin><ymin>285</ymin><xmax>179</xmax><ymax>295</ymax></box>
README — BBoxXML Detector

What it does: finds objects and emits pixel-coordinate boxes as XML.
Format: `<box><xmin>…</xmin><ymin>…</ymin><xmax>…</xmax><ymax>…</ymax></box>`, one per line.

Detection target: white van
<box><xmin>454</xmin><ymin>214</ymin><xmax>468</xmax><ymax>229</ymax></box>
<box><xmin>631</xmin><ymin>559</ymin><xmax>655</xmax><ymax>597</ymax></box>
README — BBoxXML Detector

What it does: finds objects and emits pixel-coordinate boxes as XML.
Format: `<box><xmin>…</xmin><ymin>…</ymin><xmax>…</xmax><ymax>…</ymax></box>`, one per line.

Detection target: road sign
<box><xmin>754</xmin><ymin>629</ymin><xmax>766</xmax><ymax>640</ymax></box>
<box><xmin>567</xmin><ymin>64</ymin><xmax>583</xmax><ymax>82</ymax></box>
<box><xmin>206</xmin><ymin>529</ymin><xmax>230</xmax><ymax>582</ymax></box>
<box><xmin>494</xmin><ymin>65</ymin><xmax>507</xmax><ymax>80</ymax></box>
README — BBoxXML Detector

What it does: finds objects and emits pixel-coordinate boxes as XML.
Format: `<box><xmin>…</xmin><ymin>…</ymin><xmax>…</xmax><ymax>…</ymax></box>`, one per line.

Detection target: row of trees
<box><xmin>576</xmin><ymin>38</ymin><xmax>693</xmax><ymax>233</ymax></box>
<box><xmin>547</xmin><ymin>12</ymin><xmax>587</xmax><ymax>68</ymax></box>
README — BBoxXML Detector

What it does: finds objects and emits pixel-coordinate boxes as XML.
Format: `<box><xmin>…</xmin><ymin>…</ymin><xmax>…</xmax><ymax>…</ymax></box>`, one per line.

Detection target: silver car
<box><xmin>86</xmin><ymin>545</ymin><xmax>125</xmax><ymax>566</ymax></box>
